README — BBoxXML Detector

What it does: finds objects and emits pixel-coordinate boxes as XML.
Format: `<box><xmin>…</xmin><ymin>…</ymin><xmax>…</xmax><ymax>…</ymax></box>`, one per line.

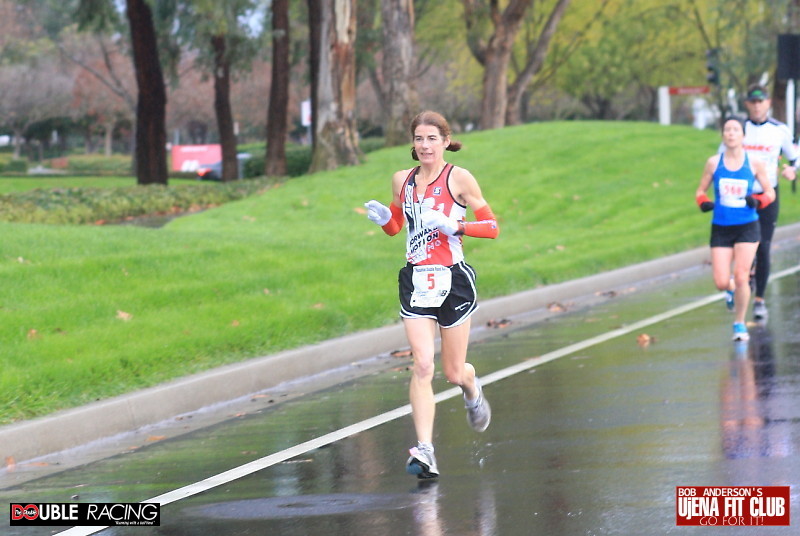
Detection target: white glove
<box><xmin>421</xmin><ymin>208</ymin><xmax>460</xmax><ymax>236</ymax></box>
<box><xmin>364</xmin><ymin>200</ymin><xmax>391</xmax><ymax>226</ymax></box>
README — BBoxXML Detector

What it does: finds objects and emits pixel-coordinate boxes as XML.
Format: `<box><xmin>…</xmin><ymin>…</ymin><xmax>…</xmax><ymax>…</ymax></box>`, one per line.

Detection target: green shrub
<box><xmin>3</xmin><ymin>159</ymin><xmax>28</xmax><ymax>174</ymax></box>
<box><xmin>0</xmin><ymin>177</ymin><xmax>277</xmax><ymax>225</ymax></box>
<box><xmin>169</xmin><ymin>171</ymin><xmax>200</xmax><ymax>180</ymax></box>
<box><xmin>65</xmin><ymin>154</ymin><xmax>133</xmax><ymax>176</ymax></box>
<box><xmin>244</xmin><ymin>144</ymin><xmax>312</xmax><ymax>178</ymax></box>
<box><xmin>237</xmin><ymin>142</ymin><xmax>265</xmax><ymax>155</ymax></box>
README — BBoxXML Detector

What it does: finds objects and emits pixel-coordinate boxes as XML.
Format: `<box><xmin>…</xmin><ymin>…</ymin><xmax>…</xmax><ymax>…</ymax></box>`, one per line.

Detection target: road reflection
<box><xmin>411</xmin><ymin>479</ymin><xmax>497</xmax><ymax>536</ymax></box>
<box><xmin>721</xmin><ymin>323</ymin><xmax>793</xmax><ymax>460</ymax></box>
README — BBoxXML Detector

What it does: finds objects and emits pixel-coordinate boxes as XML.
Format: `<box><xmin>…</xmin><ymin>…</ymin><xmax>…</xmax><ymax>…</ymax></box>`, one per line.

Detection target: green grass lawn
<box><xmin>2</xmin><ymin>121</ymin><xmax>799</xmax><ymax>425</ymax></box>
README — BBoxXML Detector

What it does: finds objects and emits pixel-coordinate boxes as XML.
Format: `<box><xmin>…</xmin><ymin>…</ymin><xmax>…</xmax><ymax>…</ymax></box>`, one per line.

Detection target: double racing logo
<box><xmin>10</xmin><ymin>502</ymin><xmax>161</xmax><ymax>526</ymax></box>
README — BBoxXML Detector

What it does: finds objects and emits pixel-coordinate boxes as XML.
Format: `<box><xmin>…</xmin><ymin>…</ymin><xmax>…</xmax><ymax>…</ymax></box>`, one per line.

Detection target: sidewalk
<box><xmin>2</xmin><ymin>223</ymin><xmax>798</xmax><ymax>467</ymax></box>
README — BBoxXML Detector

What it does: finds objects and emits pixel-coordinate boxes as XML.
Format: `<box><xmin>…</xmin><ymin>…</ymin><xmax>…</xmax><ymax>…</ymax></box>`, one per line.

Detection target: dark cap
<box><xmin>746</xmin><ymin>86</ymin><xmax>769</xmax><ymax>101</ymax></box>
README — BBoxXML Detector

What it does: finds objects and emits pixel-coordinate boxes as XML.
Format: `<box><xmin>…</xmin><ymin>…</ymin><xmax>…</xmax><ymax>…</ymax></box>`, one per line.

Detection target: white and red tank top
<box><xmin>400</xmin><ymin>163</ymin><xmax>467</xmax><ymax>266</ymax></box>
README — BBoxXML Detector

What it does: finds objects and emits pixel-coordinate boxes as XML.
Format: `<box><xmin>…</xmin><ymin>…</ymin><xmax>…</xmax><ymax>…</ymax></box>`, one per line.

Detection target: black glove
<box><xmin>745</xmin><ymin>195</ymin><xmax>760</xmax><ymax>209</ymax></box>
<box><xmin>699</xmin><ymin>200</ymin><xmax>714</xmax><ymax>212</ymax></box>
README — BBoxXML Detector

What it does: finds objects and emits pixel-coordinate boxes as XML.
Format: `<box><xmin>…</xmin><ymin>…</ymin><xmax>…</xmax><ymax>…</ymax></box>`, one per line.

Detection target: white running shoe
<box><xmin>406</xmin><ymin>444</ymin><xmax>439</xmax><ymax>479</ymax></box>
<box><xmin>465</xmin><ymin>377</ymin><xmax>491</xmax><ymax>433</ymax></box>
<box><xmin>753</xmin><ymin>300</ymin><xmax>768</xmax><ymax>321</ymax></box>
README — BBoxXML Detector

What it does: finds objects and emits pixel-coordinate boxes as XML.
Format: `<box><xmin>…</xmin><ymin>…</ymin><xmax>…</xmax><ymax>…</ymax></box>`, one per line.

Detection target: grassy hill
<box><xmin>2</xmin><ymin>121</ymin><xmax>796</xmax><ymax>424</ymax></box>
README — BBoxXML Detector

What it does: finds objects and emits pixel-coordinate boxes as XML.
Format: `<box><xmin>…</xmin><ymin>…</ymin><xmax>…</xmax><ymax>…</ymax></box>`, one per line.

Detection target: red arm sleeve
<box><xmin>695</xmin><ymin>193</ymin><xmax>712</xmax><ymax>207</ymax></box>
<box><xmin>381</xmin><ymin>203</ymin><xmax>404</xmax><ymax>236</ymax></box>
<box><xmin>460</xmin><ymin>204</ymin><xmax>499</xmax><ymax>239</ymax></box>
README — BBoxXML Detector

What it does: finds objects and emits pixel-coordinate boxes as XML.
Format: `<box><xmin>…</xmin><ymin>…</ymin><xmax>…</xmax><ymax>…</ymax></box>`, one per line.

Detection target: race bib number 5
<box><xmin>410</xmin><ymin>265</ymin><xmax>452</xmax><ymax>308</ymax></box>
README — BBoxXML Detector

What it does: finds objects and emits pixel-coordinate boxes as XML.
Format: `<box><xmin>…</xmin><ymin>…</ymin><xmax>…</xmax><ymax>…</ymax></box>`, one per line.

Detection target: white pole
<box><xmin>658</xmin><ymin>86</ymin><xmax>671</xmax><ymax>126</ymax></box>
<box><xmin>787</xmin><ymin>79</ymin><xmax>796</xmax><ymax>141</ymax></box>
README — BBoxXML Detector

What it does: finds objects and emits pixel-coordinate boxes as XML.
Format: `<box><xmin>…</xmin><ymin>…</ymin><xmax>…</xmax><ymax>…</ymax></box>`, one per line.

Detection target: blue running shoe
<box><xmin>725</xmin><ymin>290</ymin><xmax>735</xmax><ymax>311</ymax></box>
<box><xmin>732</xmin><ymin>322</ymin><xmax>749</xmax><ymax>342</ymax></box>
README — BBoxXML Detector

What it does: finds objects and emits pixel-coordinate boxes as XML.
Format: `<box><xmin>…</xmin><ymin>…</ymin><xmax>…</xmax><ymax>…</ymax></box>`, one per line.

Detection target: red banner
<box><xmin>170</xmin><ymin>145</ymin><xmax>221</xmax><ymax>172</ymax></box>
<box><xmin>676</xmin><ymin>486</ymin><xmax>790</xmax><ymax>526</ymax></box>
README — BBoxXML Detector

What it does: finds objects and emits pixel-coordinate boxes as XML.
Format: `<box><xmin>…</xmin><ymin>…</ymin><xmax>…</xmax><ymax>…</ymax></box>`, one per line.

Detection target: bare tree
<box><xmin>462</xmin><ymin>0</ymin><xmax>581</xmax><ymax>129</ymax></box>
<box><xmin>505</xmin><ymin>0</ymin><xmax>572</xmax><ymax>125</ymax></box>
<box><xmin>167</xmin><ymin>56</ymin><xmax>216</xmax><ymax>144</ymax></box>
<box><xmin>0</xmin><ymin>59</ymin><xmax>72</xmax><ymax>159</ymax></box>
<box><xmin>463</xmin><ymin>0</ymin><xmax>532</xmax><ymax>130</ymax></box>
<box><xmin>71</xmin><ymin>52</ymin><xmax>134</xmax><ymax>156</ymax></box>
<box><xmin>307</xmin><ymin>0</ymin><xmax>361</xmax><ymax>172</ymax></box>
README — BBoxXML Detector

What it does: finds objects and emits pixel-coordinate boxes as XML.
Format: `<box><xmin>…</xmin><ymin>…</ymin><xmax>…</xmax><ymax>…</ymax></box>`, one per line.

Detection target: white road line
<box><xmin>54</xmin><ymin>263</ymin><xmax>800</xmax><ymax>536</ymax></box>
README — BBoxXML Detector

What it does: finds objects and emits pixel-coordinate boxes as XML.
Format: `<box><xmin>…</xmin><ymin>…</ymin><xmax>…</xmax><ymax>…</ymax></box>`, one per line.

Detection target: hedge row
<box><xmin>0</xmin><ymin>177</ymin><xmax>280</xmax><ymax>225</ymax></box>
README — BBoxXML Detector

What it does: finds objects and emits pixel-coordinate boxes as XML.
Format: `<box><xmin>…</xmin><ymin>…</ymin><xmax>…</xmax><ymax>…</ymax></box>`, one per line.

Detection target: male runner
<box><xmin>736</xmin><ymin>85</ymin><xmax>797</xmax><ymax>320</ymax></box>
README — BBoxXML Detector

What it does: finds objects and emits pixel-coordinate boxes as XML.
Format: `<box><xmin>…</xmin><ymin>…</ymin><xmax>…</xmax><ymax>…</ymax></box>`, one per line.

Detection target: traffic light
<box><xmin>706</xmin><ymin>48</ymin><xmax>720</xmax><ymax>85</ymax></box>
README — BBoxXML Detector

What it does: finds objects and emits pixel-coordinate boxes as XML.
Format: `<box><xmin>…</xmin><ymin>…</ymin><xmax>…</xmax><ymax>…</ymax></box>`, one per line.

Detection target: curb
<box><xmin>2</xmin><ymin>223</ymin><xmax>798</xmax><ymax>464</ymax></box>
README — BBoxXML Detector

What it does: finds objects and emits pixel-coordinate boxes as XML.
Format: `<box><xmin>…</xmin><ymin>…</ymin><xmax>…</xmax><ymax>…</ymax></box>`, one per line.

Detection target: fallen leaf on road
<box><xmin>637</xmin><ymin>333</ymin><xmax>655</xmax><ymax>347</ymax></box>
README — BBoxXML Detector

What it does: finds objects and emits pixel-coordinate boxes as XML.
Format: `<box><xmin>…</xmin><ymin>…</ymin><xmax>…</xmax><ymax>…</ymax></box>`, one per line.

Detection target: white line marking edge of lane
<box><xmin>54</xmin><ymin>263</ymin><xmax>800</xmax><ymax>536</ymax></box>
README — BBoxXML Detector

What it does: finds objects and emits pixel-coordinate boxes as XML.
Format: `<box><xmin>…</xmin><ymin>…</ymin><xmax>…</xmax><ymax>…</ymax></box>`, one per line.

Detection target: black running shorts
<box><xmin>709</xmin><ymin>220</ymin><xmax>761</xmax><ymax>248</ymax></box>
<box><xmin>398</xmin><ymin>261</ymin><xmax>478</xmax><ymax>328</ymax></box>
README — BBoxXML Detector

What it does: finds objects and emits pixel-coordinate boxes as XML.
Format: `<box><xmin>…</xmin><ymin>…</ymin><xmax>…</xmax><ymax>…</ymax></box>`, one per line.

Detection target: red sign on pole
<box><xmin>669</xmin><ymin>86</ymin><xmax>711</xmax><ymax>96</ymax></box>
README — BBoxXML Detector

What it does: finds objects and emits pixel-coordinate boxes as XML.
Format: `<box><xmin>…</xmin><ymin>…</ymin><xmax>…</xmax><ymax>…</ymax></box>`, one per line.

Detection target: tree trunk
<box><xmin>505</xmin><ymin>0</ymin><xmax>571</xmax><ymax>125</ymax></box>
<box><xmin>126</xmin><ymin>0</ymin><xmax>168</xmax><ymax>185</ymax></box>
<box><xmin>211</xmin><ymin>35</ymin><xmax>238</xmax><ymax>182</ymax></box>
<box><xmin>463</xmin><ymin>0</ymin><xmax>532</xmax><ymax>131</ymax></box>
<box><xmin>84</xmin><ymin>124</ymin><xmax>93</xmax><ymax>155</ymax></box>
<box><xmin>308</xmin><ymin>0</ymin><xmax>321</xmax><ymax>155</ymax></box>
<box><xmin>12</xmin><ymin>127</ymin><xmax>24</xmax><ymax>159</ymax></box>
<box><xmin>307</xmin><ymin>0</ymin><xmax>361</xmax><ymax>173</ymax></box>
<box><xmin>481</xmin><ymin>37</ymin><xmax>514</xmax><ymax>130</ymax></box>
<box><xmin>104</xmin><ymin>120</ymin><xmax>114</xmax><ymax>157</ymax></box>
<box><xmin>266</xmin><ymin>0</ymin><xmax>290</xmax><ymax>177</ymax></box>
<box><xmin>381</xmin><ymin>0</ymin><xmax>417</xmax><ymax>147</ymax></box>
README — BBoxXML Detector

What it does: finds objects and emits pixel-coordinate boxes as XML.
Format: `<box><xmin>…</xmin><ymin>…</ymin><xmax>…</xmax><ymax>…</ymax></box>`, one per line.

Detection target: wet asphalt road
<box><xmin>3</xmin><ymin>243</ymin><xmax>800</xmax><ymax>536</ymax></box>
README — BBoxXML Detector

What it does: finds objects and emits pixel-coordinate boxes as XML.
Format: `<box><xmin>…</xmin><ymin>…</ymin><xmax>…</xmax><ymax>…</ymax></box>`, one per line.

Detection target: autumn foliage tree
<box><xmin>69</xmin><ymin>43</ymin><xmax>135</xmax><ymax>156</ymax></box>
